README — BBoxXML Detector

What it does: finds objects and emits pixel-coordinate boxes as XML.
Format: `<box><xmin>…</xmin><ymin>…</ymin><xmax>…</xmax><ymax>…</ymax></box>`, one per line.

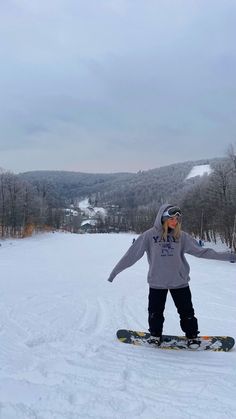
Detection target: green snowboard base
<box><xmin>117</xmin><ymin>329</ymin><xmax>235</xmax><ymax>352</ymax></box>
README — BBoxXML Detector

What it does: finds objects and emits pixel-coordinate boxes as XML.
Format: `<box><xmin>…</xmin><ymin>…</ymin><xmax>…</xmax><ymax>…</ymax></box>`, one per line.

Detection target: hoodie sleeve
<box><xmin>184</xmin><ymin>233</ymin><xmax>236</xmax><ymax>262</ymax></box>
<box><xmin>108</xmin><ymin>233</ymin><xmax>147</xmax><ymax>282</ymax></box>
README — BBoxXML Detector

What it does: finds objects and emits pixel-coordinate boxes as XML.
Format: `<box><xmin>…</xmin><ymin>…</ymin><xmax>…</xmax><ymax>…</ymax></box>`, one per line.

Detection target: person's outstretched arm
<box><xmin>184</xmin><ymin>233</ymin><xmax>236</xmax><ymax>262</ymax></box>
<box><xmin>108</xmin><ymin>233</ymin><xmax>147</xmax><ymax>282</ymax></box>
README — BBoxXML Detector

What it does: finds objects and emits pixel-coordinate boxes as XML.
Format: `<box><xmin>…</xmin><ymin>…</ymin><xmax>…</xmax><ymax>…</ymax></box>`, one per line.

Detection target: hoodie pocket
<box><xmin>179</xmin><ymin>268</ymin><xmax>188</xmax><ymax>281</ymax></box>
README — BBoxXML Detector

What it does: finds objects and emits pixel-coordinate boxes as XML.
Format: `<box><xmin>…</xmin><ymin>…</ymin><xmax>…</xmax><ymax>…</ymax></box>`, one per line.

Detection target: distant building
<box><xmin>80</xmin><ymin>219</ymin><xmax>97</xmax><ymax>233</ymax></box>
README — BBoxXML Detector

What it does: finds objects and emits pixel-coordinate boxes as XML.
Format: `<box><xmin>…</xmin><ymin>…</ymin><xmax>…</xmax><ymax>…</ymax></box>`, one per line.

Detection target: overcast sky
<box><xmin>0</xmin><ymin>0</ymin><xmax>236</xmax><ymax>173</ymax></box>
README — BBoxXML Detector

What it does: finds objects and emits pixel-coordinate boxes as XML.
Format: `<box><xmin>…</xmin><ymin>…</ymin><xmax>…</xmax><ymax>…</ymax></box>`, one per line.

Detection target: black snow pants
<box><xmin>148</xmin><ymin>286</ymin><xmax>199</xmax><ymax>339</ymax></box>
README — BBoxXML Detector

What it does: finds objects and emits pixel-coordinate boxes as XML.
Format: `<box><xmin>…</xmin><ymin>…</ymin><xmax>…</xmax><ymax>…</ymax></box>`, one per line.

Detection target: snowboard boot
<box><xmin>147</xmin><ymin>335</ymin><xmax>162</xmax><ymax>346</ymax></box>
<box><xmin>187</xmin><ymin>338</ymin><xmax>201</xmax><ymax>349</ymax></box>
<box><xmin>186</xmin><ymin>332</ymin><xmax>201</xmax><ymax>349</ymax></box>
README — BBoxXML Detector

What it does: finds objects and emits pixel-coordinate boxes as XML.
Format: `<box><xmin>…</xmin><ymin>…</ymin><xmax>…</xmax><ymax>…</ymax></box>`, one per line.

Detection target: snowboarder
<box><xmin>108</xmin><ymin>204</ymin><xmax>236</xmax><ymax>348</ymax></box>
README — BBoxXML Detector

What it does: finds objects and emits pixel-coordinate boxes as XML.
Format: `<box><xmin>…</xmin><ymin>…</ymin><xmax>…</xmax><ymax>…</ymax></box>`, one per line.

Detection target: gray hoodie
<box><xmin>108</xmin><ymin>203</ymin><xmax>236</xmax><ymax>289</ymax></box>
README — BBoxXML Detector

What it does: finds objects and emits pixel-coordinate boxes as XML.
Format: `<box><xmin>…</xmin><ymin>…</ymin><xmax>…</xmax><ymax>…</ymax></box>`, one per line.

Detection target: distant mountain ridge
<box><xmin>20</xmin><ymin>157</ymin><xmax>226</xmax><ymax>209</ymax></box>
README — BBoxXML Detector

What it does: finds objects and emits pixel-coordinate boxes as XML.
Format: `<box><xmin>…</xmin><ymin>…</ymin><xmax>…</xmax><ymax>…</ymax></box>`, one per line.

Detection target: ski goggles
<box><xmin>162</xmin><ymin>206</ymin><xmax>182</xmax><ymax>219</ymax></box>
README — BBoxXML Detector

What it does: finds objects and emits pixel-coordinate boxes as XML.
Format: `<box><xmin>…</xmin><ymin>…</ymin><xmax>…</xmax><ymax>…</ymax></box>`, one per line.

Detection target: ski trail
<box><xmin>0</xmin><ymin>309</ymin><xmax>34</xmax><ymax>374</ymax></box>
<box><xmin>121</xmin><ymin>294</ymin><xmax>147</xmax><ymax>331</ymax></box>
<box><xmin>0</xmin><ymin>403</ymin><xmax>38</xmax><ymax>419</ymax></box>
<box><xmin>76</xmin><ymin>297</ymin><xmax>110</xmax><ymax>337</ymax></box>
<box><xmin>0</xmin><ymin>233</ymin><xmax>236</xmax><ymax>419</ymax></box>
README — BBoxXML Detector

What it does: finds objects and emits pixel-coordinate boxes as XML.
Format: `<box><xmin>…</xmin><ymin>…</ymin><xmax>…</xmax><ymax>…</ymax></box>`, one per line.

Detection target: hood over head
<box><xmin>154</xmin><ymin>203</ymin><xmax>176</xmax><ymax>230</ymax></box>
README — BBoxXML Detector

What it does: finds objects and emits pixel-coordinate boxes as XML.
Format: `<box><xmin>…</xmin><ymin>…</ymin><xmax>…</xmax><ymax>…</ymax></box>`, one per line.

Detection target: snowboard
<box><xmin>117</xmin><ymin>329</ymin><xmax>235</xmax><ymax>352</ymax></box>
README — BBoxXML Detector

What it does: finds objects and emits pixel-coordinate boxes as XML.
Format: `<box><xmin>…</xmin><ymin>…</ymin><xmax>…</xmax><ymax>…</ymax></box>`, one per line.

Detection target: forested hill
<box><xmin>19</xmin><ymin>170</ymin><xmax>134</xmax><ymax>202</ymax></box>
<box><xmin>2</xmin><ymin>155</ymin><xmax>235</xmax><ymax>245</ymax></box>
<box><xmin>20</xmin><ymin>157</ymin><xmax>225</xmax><ymax>209</ymax></box>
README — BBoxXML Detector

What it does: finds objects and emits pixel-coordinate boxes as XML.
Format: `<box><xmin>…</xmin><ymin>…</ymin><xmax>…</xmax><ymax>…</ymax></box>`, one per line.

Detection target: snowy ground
<box><xmin>0</xmin><ymin>232</ymin><xmax>236</xmax><ymax>419</ymax></box>
<box><xmin>185</xmin><ymin>164</ymin><xmax>212</xmax><ymax>180</ymax></box>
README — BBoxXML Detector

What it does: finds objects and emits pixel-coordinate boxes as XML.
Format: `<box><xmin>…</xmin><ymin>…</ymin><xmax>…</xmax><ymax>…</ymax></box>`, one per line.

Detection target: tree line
<box><xmin>0</xmin><ymin>149</ymin><xmax>236</xmax><ymax>250</ymax></box>
<box><xmin>0</xmin><ymin>170</ymin><xmax>65</xmax><ymax>237</ymax></box>
<box><xmin>96</xmin><ymin>149</ymin><xmax>236</xmax><ymax>250</ymax></box>
<box><xmin>180</xmin><ymin>147</ymin><xmax>236</xmax><ymax>251</ymax></box>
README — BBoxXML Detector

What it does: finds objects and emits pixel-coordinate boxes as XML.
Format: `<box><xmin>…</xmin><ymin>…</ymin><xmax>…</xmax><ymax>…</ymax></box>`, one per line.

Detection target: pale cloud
<box><xmin>102</xmin><ymin>0</ymin><xmax>128</xmax><ymax>16</ymax></box>
<box><xmin>0</xmin><ymin>0</ymin><xmax>236</xmax><ymax>173</ymax></box>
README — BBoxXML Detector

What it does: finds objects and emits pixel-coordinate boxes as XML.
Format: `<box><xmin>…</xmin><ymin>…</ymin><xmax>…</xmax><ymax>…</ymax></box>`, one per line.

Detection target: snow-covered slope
<box><xmin>186</xmin><ymin>164</ymin><xmax>212</xmax><ymax>180</ymax></box>
<box><xmin>0</xmin><ymin>232</ymin><xmax>235</xmax><ymax>419</ymax></box>
<box><xmin>78</xmin><ymin>198</ymin><xmax>107</xmax><ymax>219</ymax></box>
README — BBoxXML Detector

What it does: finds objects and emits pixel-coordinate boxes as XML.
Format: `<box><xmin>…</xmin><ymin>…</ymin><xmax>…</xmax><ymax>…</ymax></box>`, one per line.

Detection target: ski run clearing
<box><xmin>0</xmin><ymin>232</ymin><xmax>236</xmax><ymax>419</ymax></box>
<box><xmin>185</xmin><ymin>164</ymin><xmax>212</xmax><ymax>180</ymax></box>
